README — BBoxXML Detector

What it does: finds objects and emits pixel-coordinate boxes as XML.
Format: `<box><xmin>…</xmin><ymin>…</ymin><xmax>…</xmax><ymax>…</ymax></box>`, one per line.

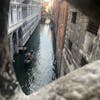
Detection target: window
<box><xmin>80</xmin><ymin>56</ymin><xmax>88</xmax><ymax>66</ymax></box>
<box><xmin>68</xmin><ymin>39</ymin><xmax>72</xmax><ymax>51</ymax></box>
<box><xmin>87</xmin><ymin>20</ymin><xmax>99</xmax><ymax>35</ymax></box>
<box><xmin>71</xmin><ymin>12</ymin><xmax>77</xmax><ymax>24</ymax></box>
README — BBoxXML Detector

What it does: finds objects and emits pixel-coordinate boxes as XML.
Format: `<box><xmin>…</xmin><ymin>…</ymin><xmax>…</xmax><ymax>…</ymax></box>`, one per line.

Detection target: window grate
<box><xmin>87</xmin><ymin>20</ymin><xmax>99</xmax><ymax>35</ymax></box>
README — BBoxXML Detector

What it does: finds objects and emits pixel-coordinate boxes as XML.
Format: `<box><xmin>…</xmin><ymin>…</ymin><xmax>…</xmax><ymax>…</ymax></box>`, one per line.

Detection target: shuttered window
<box><xmin>87</xmin><ymin>20</ymin><xmax>99</xmax><ymax>35</ymax></box>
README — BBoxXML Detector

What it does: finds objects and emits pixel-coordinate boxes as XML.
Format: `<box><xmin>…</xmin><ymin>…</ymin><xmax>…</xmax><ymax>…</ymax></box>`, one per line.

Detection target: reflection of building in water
<box><xmin>8</xmin><ymin>0</ymin><xmax>41</xmax><ymax>61</ymax></box>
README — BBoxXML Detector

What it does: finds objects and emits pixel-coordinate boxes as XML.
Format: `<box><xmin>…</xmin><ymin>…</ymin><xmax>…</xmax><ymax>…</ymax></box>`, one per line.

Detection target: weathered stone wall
<box><xmin>66</xmin><ymin>0</ymin><xmax>100</xmax><ymax>23</ymax></box>
<box><xmin>60</xmin><ymin>4</ymin><xmax>100</xmax><ymax>76</ymax></box>
<box><xmin>17</xmin><ymin>60</ymin><xmax>100</xmax><ymax>100</ymax></box>
<box><xmin>53</xmin><ymin>0</ymin><xmax>68</xmax><ymax>76</ymax></box>
<box><xmin>56</xmin><ymin>1</ymin><xmax>67</xmax><ymax>69</ymax></box>
<box><xmin>0</xmin><ymin>60</ymin><xmax>99</xmax><ymax>100</ymax></box>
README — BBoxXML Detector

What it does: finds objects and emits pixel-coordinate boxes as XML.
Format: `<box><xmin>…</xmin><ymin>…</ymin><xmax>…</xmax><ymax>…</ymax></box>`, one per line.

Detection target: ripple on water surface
<box><xmin>14</xmin><ymin>24</ymin><xmax>56</xmax><ymax>95</ymax></box>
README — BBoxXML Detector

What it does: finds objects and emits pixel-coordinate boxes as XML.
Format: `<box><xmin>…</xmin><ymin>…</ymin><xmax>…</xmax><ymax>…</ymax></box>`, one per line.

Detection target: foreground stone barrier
<box><xmin>10</xmin><ymin>60</ymin><xmax>100</xmax><ymax>100</ymax></box>
<box><xmin>31</xmin><ymin>60</ymin><xmax>100</xmax><ymax>100</ymax></box>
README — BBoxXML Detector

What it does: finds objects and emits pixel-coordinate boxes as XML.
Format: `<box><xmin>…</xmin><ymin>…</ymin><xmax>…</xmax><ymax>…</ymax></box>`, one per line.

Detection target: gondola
<box><xmin>24</xmin><ymin>50</ymin><xmax>34</xmax><ymax>65</ymax></box>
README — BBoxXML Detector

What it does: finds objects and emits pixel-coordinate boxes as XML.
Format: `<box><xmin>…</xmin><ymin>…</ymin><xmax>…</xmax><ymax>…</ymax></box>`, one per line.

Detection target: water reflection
<box><xmin>14</xmin><ymin>24</ymin><xmax>56</xmax><ymax>95</ymax></box>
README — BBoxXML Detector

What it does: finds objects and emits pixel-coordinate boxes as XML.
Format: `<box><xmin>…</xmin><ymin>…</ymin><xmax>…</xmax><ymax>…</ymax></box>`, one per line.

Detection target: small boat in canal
<box><xmin>24</xmin><ymin>50</ymin><xmax>34</xmax><ymax>65</ymax></box>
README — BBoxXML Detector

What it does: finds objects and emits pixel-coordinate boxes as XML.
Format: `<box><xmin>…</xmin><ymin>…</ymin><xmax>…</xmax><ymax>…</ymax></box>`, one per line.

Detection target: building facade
<box><xmin>53</xmin><ymin>1</ymin><xmax>100</xmax><ymax>77</ymax></box>
<box><xmin>52</xmin><ymin>0</ymin><xmax>67</xmax><ymax>76</ymax></box>
<box><xmin>8</xmin><ymin>0</ymin><xmax>41</xmax><ymax>60</ymax></box>
<box><xmin>60</xmin><ymin>3</ymin><xmax>100</xmax><ymax>76</ymax></box>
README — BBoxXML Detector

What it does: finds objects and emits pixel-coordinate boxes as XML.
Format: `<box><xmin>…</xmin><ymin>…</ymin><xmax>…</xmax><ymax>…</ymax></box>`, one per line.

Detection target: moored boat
<box><xmin>24</xmin><ymin>50</ymin><xmax>34</xmax><ymax>65</ymax></box>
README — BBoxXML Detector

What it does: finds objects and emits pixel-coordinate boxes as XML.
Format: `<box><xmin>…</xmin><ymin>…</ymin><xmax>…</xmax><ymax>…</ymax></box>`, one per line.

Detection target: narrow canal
<box><xmin>14</xmin><ymin>23</ymin><xmax>56</xmax><ymax>95</ymax></box>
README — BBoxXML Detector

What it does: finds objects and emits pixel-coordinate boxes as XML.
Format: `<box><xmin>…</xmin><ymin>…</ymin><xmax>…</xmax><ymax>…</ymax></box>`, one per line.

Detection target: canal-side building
<box><xmin>8</xmin><ymin>0</ymin><xmax>41</xmax><ymax>60</ymax></box>
<box><xmin>59</xmin><ymin>3</ymin><xmax>100</xmax><ymax>76</ymax></box>
<box><xmin>53</xmin><ymin>1</ymin><xmax>100</xmax><ymax>77</ymax></box>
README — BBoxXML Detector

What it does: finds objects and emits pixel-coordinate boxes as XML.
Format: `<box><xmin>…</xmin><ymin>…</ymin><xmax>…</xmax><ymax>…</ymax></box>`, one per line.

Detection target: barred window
<box><xmin>87</xmin><ymin>20</ymin><xmax>99</xmax><ymax>35</ymax></box>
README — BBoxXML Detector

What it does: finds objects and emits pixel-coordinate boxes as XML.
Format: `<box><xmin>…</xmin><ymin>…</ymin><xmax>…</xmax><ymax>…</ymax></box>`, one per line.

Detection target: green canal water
<box><xmin>13</xmin><ymin>24</ymin><xmax>56</xmax><ymax>95</ymax></box>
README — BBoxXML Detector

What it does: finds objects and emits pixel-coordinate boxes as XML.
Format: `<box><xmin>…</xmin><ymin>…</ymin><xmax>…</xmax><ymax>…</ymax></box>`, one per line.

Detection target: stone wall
<box><xmin>56</xmin><ymin>1</ymin><xmax>67</xmax><ymax>69</ymax></box>
<box><xmin>18</xmin><ymin>60</ymin><xmax>100</xmax><ymax>100</ymax></box>
<box><xmin>60</xmin><ymin>4</ymin><xmax>100</xmax><ymax>76</ymax></box>
<box><xmin>1</xmin><ymin>60</ymin><xmax>100</xmax><ymax>100</ymax></box>
<box><xmin>52</xmin><ymin>0</ymin><xmax>68</xmax><ymax>76</ymax></box>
